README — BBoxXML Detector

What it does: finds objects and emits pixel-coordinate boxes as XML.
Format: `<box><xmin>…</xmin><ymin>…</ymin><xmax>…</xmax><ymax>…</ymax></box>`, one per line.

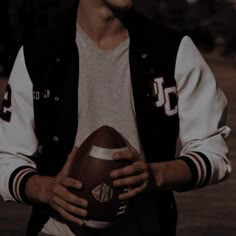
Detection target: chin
<box><xmin>103</xmin><ymin>0</ymin><xmax>134</xmax><ymax>11</ymax></box>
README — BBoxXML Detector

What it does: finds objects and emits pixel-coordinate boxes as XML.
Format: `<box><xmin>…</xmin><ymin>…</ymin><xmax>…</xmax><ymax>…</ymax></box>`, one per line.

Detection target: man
<box><xmin>0</xmin><ymin>0</ymin><xmax>231</xmax><ymax>235</ymax></box>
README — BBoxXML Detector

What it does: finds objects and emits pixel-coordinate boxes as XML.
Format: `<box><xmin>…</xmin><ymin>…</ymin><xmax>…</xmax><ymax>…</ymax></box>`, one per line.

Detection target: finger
<box><xmin>118</xmin><ymin>135</ymin><xmax>146</xmax><ymax>161</ymax></box>
<box><xmin>53</xmin><ymin>185</ymin><xmax>88</xmax><ymax>208</ymax></box>
<box><xmin>110</xmin><ymin>162</ymin><xmax>147</xmax><ymax>179</ymax></box>
<box><xmin>50</xmin><ymin>195</ymin><xmax>88</xmax><ymax>218</ymax></box>
<box><xmin>58</xmin><ymin>176</ymin><xmax>83</xmax><ymax>190</ymax></box>
<box><xmin>61</xmin><ymin>147</ymin><xmax>78</xmax><ymax>175</ymax></box>
<box><xmin>52</xmin><ymin>202</ymin><xmax>85</xmax><ymax>226</ymax></box>
<box><xmin>113</xmin><ymin>172</ymin><xmax>149</xmax><ymax>188</ymax></box>
<box><xmin>113</xmin><ymin>150</ymin><xmax>140</xmax><ymax>162</ymax></box>
<box><xmin>118</xmin><ymin>181</ymin><xmax>148</xmax><ymax>200</ymax></box>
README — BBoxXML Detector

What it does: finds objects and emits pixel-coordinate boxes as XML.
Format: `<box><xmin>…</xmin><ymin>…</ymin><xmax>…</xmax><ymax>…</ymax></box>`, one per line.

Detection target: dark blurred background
<box><xmin>0</xmin><ymin>0</ymin><xmax>236</xmax><ymax>77</ymax></box>
<box><xmin>136</xmin><ymin>0</ymin><xmax>236</xmax><ymax>54</ymax></box>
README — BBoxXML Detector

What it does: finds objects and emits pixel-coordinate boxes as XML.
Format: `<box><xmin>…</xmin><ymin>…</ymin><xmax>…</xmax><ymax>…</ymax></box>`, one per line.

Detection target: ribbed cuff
<box><xmin>178</xmin><ymin>151</ymin><xmax>212</xmax><ymax>190</ymax></box>
<box><xmin>9</xmin><ymin>166</ymin><xmax>38</xmax><ymax>203</ymax></box>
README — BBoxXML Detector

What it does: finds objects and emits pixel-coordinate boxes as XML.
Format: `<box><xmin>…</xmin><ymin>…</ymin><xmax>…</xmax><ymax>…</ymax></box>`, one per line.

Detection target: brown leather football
<box><xmin>68</xmin><ymin>126</ymin><xmax>130</xmax><ymax>229</ymax></box>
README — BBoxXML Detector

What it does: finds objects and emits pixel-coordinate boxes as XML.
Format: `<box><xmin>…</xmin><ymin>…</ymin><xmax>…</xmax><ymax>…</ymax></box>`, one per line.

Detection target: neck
<box><xmin>77</xmin><ymin>1</ymin><xmax>129</xmax><ymax>50</ymax></box>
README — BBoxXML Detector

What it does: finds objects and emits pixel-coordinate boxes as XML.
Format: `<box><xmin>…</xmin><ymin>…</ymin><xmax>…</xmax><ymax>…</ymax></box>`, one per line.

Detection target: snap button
<box><xmin>53</xmin><ymin>136</ymin><xmax>59</xmax><ymax>142</ymax></box>
<box><xmin>56</xmin><ymin>57</ymin><xmax>61</xmax><ymax>63</ymax></box>
<box><xmin>141</xmin><ymin>53</ymin><xmax>148</xmax><ymax>59</ymax></box>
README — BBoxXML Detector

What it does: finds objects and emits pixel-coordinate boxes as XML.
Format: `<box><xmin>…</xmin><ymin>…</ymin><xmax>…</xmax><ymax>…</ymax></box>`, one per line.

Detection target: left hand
<box><xmin>110</xmin><ymin>145</ymin><xmax>152</xmax><ymax>201</ymax></box>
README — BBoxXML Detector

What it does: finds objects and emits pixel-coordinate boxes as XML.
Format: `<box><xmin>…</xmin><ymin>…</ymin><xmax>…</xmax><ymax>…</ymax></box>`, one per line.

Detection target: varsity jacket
<box><xmin>0</xmin><ymin>4</ymin><xmax>231</xmax><ymax>236</ymax></box>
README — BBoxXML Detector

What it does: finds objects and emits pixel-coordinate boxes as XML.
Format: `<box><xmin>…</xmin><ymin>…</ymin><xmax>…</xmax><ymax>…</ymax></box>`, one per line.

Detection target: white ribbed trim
<box><xmin>184</xmin><ymin>152</ymin><xmax>207</xmax><ymax>188</ymax></box>
<box><xmin>13</xmin><ymin>168</ymin><xmax>37</xmax><ymax>201</ymax></box>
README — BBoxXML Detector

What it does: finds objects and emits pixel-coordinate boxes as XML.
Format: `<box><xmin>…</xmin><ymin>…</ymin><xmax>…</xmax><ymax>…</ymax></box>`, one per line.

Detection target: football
<box><xmin>68</xmin><ymin>126</ymin><xmax>130</xmax><ymax>229</ymax></box>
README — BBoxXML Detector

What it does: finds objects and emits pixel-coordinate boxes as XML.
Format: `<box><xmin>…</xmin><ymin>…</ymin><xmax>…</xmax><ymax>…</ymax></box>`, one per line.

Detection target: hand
<box><xmin>110</xmin><ymin>144</ymin><xmax>152</xmax><ymax>201</ymax></box>
<box><xmin>26</xmin><ymin>147</ymin><xmax>88</xmax><ymax>226</ymax></box>
<box><xmin>47</xmin><ymin>147</ymin><xmax>88</xmax><ymax>225</ymax></box>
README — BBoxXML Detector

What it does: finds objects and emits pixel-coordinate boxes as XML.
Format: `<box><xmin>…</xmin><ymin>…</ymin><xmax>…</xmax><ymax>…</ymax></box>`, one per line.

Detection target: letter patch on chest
<box><xmin>150</xmin><ymin>77</ymin><xmax>178</xmax><ymax>116</ymax></box>
<box><xmin>33</xmin><ymin>89</ymin><xmax>50</xmax><ymax>100</ymax></box>
<box><xmin>0</xmin><ymin>84</ymin><xmax>12</xmax><ymax>122</ymax></box>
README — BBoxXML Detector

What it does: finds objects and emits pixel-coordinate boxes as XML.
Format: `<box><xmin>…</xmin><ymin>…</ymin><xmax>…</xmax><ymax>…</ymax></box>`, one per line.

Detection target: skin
<box><xmin>26</xmin><ymin>147</ymin><xmax>88</xmax><ymax>226</ymax></box>
<box><xmin>76</xmin><ymin>0</ymin><xmax>132</xmax><ymax>50</ymax></box>
<box><xmin>25</xmin><ymin>0</ymin><xmax>192</xmax><ymax>226</ymax></box>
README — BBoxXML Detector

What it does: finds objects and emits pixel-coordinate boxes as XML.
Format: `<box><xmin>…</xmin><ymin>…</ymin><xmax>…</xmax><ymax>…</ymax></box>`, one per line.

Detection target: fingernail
<box><xmin>113</xmin><ymin>180</ymin><xmax>120</xmax><ymax>187</ymax></box>
<box><xmin>110</xmin><ymin>171</ymin><xmax>115</xmax><ymax>178</ymax></box>
<box><xmin>80</xmin><ymin>221</ymin><xmax>85</xmax><ymax>226</ymax></box>
<box><xmin>82</xmin><ymin>210</ymin><xmax>88</xmax><ymax>217</ymax></box>
<box><xmin>82</xmin><ymin>200</ymin><xmax>88</xmax><ymax>208</ymax></box>
<box><xmin>77</xmin><ymin>182</ymin><xmax>82</xmax><ymax>189</ymax></box>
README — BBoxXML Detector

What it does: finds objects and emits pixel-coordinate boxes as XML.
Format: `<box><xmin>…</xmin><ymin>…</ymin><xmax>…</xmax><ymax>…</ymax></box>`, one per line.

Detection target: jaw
<box><xmin>102</xmin><ymin>0</ymin><xmax>134</xmax><ymax>12</ymax></box>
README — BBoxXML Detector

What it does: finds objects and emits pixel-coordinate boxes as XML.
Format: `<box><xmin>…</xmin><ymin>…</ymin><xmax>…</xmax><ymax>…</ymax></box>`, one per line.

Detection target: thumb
<box><xmin>121</xmin><ymin>134</ymin><xmax>145</xmax><ymax>161</ymax></box>
<box><xmin>60</xmin><ymin>147</ymin><xmax>78</xmax><ymax>175</ymax></box>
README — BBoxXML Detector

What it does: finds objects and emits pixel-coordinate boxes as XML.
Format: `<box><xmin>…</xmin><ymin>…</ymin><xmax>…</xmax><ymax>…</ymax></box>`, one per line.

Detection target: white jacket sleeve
<box><xmin>175</xmin><ymin>36</ymin><xmax>231</xmax><ymax>189</ymax></box>
<box><xmin>0</xmin><ymin>47</ymin><xmax>39</xmax><ymax>202</ymax></box>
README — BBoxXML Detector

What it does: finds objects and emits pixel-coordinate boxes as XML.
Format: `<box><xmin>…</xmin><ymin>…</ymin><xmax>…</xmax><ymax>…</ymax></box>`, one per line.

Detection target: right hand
<box><xmin>26</xmin><ymin>147</ymin><xmax>88</xmax><ymax>226</ymax></box>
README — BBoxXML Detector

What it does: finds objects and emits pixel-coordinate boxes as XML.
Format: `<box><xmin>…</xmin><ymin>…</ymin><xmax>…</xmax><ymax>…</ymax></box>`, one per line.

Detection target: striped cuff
<box><xmin>178</xmin><ymin>152</ymin><xmax>212</xmax><ymax>190</ymax></box>
<box><xmin>9</xmin><ymin>166</ymin><xmax>38</xmax><ymax>203</ymax></box>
